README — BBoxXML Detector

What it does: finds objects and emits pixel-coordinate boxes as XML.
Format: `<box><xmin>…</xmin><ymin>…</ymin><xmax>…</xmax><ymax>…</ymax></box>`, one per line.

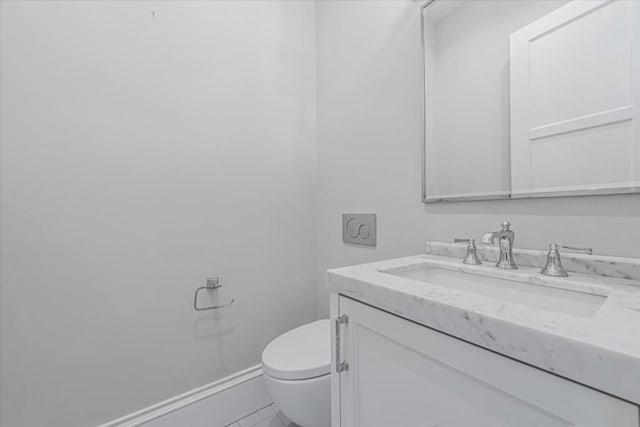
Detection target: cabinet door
<box><xmin>335</xmin><ymin>296</ymin><xmax>639</xmax><ymax>427</ymax></box>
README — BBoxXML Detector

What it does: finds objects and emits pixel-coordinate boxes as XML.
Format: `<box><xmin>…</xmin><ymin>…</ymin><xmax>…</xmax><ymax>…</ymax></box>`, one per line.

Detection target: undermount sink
<box><xmin>386</xmin><ymin>265</ymin><xmax>606</xmax><ymax>317</ymax></box>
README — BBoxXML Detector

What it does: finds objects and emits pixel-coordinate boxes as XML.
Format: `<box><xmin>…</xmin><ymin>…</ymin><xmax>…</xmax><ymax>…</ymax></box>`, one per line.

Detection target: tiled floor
<box><xmin>226</xmin><ymin>404</ymin><xmax>298</xmax><ymax>427</ymax></box>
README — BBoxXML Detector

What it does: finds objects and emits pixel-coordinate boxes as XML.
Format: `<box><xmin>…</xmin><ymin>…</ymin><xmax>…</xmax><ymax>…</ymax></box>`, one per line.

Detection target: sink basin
<box><xmin>386</xmin><ymin>265</ymin><xmax>606</xmax><ymax>317</ymax></box>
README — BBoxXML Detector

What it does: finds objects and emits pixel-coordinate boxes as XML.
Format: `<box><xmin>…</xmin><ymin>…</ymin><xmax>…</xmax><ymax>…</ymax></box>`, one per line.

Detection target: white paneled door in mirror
<box><xmin>421</xmin><ymin>0</ymin><xmax>565</xmax><ymax>202</ymax></box>
<box><xmin>422</xmin><ymin>0</ymin><xmax>640</xmax><ymax>202</ymax></box>
<box><xmin>509</xmin><ymin>0</ymin><xmax>640</xmax><ymax>197</ymax></box>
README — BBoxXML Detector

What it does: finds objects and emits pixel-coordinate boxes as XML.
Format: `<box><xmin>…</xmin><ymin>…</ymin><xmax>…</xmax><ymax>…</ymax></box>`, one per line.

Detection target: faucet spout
<box><xmin>495</xmin><ymin>221</ymin><xmax>517</xmax><ymax>269</ymax></box>
<box><xmin>479</xmin><ymin>232</ymin><xmax>499</xmax><ymax>244</ymax></box>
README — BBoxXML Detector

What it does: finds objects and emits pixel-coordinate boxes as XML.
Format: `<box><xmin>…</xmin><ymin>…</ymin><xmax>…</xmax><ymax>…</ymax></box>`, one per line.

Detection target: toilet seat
<box><xmin>262</xmin><ymin>319</ymin><xmax>330</xmax><ymax>380</ymax></box>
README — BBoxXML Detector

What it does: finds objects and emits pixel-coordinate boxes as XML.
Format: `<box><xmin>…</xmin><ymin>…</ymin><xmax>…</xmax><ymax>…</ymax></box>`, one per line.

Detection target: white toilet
<box><xmin>261</xmin><ymin>319</ymin><xmax>331</xmax><ymax>427</ymax></box>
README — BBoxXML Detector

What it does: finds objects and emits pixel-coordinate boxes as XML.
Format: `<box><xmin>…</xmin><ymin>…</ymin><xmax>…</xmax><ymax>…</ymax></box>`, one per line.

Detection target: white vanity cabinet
<box><xmin>331</xmin><ymin>295</ymin><xmax>639</xmax><ymax>427</ymax></box>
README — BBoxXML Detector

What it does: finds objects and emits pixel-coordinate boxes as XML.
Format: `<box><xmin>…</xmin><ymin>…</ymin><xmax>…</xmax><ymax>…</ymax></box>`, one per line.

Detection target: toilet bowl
<box><xmin>262</xmin><ymin>319</ymin><xmax>330</xmax><ymax>427</ymax></box>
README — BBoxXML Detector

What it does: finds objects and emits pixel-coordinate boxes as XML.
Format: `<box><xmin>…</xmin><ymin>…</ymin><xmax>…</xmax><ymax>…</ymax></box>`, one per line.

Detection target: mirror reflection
<box><xmin>423</xmin><ymin>0</ymin><xmax>640</xmax><ymax>202</ymax></box>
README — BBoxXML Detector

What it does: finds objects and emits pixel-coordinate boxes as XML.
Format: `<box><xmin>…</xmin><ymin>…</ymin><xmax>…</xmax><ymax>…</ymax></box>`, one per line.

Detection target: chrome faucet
<box><xmin>462</xmin><ymin>239</ymin><xmax>482</xmax><ymax>265</ymax></box>
<box><xmin>495</xmin><ymin>221</ymin><xmax>517</xmax><ymax>269</ymax></box>
<box><xmin>541</xmin><ymin>244</ymin><xmax>593</xmax><ymax>277</ymax></box>
<box><xmin>541</xmin><ymin>244</ymin><xmax>567</xmax><ymax>277</ymax></box>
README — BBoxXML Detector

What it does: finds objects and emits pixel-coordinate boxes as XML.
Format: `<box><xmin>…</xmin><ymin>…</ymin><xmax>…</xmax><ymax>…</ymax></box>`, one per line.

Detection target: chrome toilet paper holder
<box><xmin>193</xmin><ymin>277</ymin><xmax>235</xmax><ymax>311</ymax></box>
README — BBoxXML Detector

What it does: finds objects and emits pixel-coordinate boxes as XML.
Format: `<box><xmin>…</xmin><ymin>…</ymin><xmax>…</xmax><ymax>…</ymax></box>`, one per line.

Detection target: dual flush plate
<box><xmin>342</xmin><ymin>213</ymin><xmax>376</xmax><ymax>246</ymax></box>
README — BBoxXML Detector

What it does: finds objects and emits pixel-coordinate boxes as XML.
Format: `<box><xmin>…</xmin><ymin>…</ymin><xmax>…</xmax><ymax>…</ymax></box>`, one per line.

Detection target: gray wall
<box><xmin>0</xmin><ymin>2</ymin><xmax>317</xmax><ymax>426</ymax></box>
<box><xmin>315</xmin><ymin>0</ymin><xmax>640</xmax><ymax>316</ymax></box>
<box><xmin>2</xmin><ymin>1</ymin><xmax>640</xmax><ymax>425</ymax></box>
<box><xmin>426</xmin><ymin>0</ymin><xmax>569</xmax><ymax>196</ymax></box>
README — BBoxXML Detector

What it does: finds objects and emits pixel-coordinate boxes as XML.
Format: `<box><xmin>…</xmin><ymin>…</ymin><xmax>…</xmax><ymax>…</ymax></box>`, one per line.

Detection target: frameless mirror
<box><xmin>422</xmin><ymin>0</ymin><xmax>640</xmax><ymax>202</ymax></box>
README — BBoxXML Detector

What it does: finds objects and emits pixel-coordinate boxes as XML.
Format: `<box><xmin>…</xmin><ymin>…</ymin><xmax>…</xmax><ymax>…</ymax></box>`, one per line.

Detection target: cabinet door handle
<box><xmin>335</xmin><ymin>314</ymin><xmax>349</xmax><ymax>373</ymax></box>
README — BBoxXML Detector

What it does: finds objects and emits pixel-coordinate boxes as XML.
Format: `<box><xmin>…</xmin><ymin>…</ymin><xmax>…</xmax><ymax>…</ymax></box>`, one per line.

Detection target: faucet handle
<box><xmin>462</xmin><ymin>239</ymin><xmax>482</xmax><ymax>265</ymax></box>
<box><xmin>541</xmin><ymin>243</ymin><xmax>568</xmax><ymax>277</ymax></box>
<box><xmin>560</xmin><ymin>245</ymin><xmax>593</xmax><ymax>255</ymax></box>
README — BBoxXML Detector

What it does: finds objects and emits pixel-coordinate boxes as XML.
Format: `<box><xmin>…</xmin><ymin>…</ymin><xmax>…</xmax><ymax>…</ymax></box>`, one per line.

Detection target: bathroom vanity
<box><xmin>328</xmin><ymin>242</ymin><xmax>640</xmax><ymax>426</ymax></box>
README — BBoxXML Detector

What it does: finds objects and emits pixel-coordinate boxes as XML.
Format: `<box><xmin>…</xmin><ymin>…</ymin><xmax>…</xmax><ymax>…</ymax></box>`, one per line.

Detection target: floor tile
<box><xmin>251</xmin><ymin>414</ymin><xmax>286</xmax><ymax>427</ymax></box>
<box><xmin>273</xmin><ymin>409</ymin><xmax>297</xmax><ymax>427</ymax></box>
<box><xmin>238</xmin><ymin>406</ymin><xmax>276</xmax><ymax>427</ymax></box>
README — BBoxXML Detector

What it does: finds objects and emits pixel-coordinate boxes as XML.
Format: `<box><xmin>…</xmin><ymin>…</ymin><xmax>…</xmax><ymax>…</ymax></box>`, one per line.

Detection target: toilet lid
<box><xmin>262</xmin><ymin>319</ymin><xmax>330</xmax><ymax>380</ymax></box>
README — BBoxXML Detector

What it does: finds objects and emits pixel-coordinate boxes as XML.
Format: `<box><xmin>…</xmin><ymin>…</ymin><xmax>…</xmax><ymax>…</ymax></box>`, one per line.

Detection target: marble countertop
<box><xmin>327</xmin><ymin>242</ymin><xmax>640</xmax><ymax>404</ymax></box>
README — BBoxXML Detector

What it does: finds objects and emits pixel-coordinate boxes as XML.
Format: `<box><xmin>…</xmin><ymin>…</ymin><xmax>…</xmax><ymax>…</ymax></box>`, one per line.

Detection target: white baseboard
<box><xmin>98</xmin><ymin>365</ymin><xmax>272</xmax><ymax>427</ymax></box>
